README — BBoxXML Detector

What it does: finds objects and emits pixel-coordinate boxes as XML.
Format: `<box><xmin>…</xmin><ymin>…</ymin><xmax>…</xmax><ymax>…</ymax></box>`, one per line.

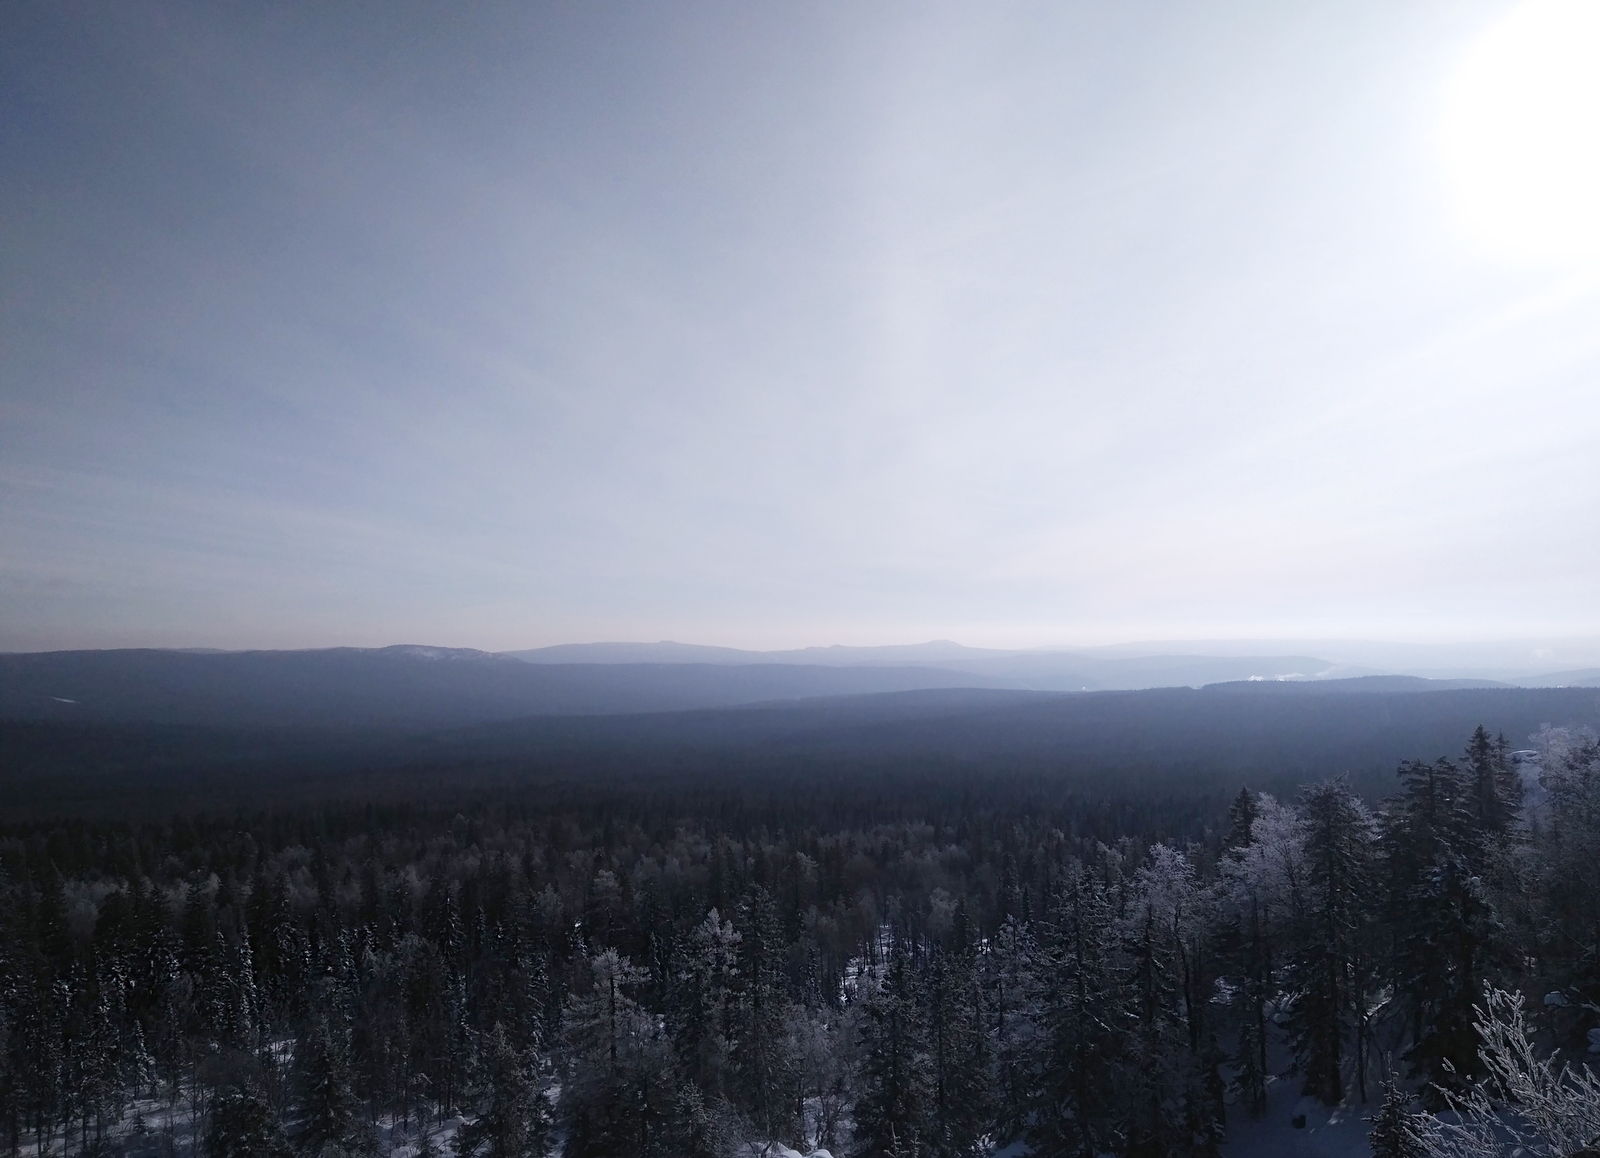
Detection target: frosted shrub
<box><xmin>1416</xmin><ymin>987</ymin><xmax>1600</xmax><ymax>1158</ymax></box>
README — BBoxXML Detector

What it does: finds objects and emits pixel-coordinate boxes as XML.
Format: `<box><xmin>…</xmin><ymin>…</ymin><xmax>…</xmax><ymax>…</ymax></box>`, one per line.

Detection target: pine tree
<box><xmin>16</xmin><ymin>970</ymin><xmax>66</xmax><ymax>1158</ymax></box>
<box><xmin>80</xmin><ymin>968</ymin><xmax>124</xmax><ymax>1153</ymax></box>
<box><xmin>661</xmin><ymin>1080</ymin><xmax>731</xmax><ymax>1158</ymax></box>
<box><xmin>1402</xmin><ymin>856</ymin><xmax>1500</xmax><ymax>1096</ymax></box>
<box><xmin>1535</xmin><ymin>730</ymin><xmax>1600</xmax><ymax>1006</ymax></box>
<box><xmin>1230</xmin><ymin>995</ymin><xmax>1267</xmax><ymax>1118</ymax></box>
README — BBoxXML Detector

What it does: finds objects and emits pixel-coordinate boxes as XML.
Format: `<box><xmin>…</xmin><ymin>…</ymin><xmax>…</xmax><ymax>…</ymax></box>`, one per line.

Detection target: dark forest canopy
<box><xmin>5</xmin><ymin>683</ymin><xmax>1599</xmax><ymax>819</ymax></box>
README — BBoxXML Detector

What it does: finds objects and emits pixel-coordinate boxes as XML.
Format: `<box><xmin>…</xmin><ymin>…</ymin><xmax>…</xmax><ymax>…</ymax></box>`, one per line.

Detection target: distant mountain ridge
<box><xmin>503</xmin><ymin>640</ymin><xmax>1599</xmax><ymax>689</ymax></box>
<box><xmin>3</xmin><ymin>644</ymin><xmax>1593</xmax><ymax>735</ymax></box>
<box><xmin>0</xmin><ymin>646</ymin><xmax>1000</xmax><ymax>729</ymax></box>
<box><xmin>1201</xmin><ymin>674</ymin><xmax>1512</xmax><ymax>693</ymax></box>
<box><xmin>503</xmin><ymin>641</ymin><xmax>1361</xmax><ymax>691</ymax></box>
<box><xmin>503</xmin><ymin>639</ymin><xmax>1011</xmax><ymax>667</ymax></box>
<box><xmin>1527</xmin><ymin>668</ymin><xmax>1600</xmax><ymax>687</ymax></box>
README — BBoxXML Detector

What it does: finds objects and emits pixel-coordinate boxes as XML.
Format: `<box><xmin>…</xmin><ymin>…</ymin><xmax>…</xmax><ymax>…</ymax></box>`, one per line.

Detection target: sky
<box><xmin>3</xmin><ymin>0</ymin><xmax>1599</xmax><ymax>653</ymax></box>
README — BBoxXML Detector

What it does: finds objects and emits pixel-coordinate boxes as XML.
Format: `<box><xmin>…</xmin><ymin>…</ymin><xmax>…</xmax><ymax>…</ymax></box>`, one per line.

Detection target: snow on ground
<box><xmin>18</xmin><ymin>1092</ymin><xmax>468</xmax><ymax>1158</ymax></box>
<box><xmin>735</xmin><ymin>1145</ymin><xmax>834</xmax><ymax>1158</ymax></box>
<box><xmin>1220</xmin><ymin>1075</ymin><xmax>1375</xmax><ymax>1158</ymax></box>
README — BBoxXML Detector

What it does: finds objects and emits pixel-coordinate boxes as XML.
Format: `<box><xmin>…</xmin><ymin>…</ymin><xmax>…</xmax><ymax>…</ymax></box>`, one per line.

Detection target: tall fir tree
<box><xmin>1219</xmin><ymin>791</ymin><xmax>1289</xmax><ymax>1120</ymax></box>
<box><xmin>1224</xmin><ymin>788</ymin><xmax>1260</xmax><ymax>853</ymax></box>
<box><xmin>1366</xmin><ymin>1078</ymin><xmax>1426</xmax><ymax>1158</ymax></box>
<box><xmin>925</xmin><ymin>946</ymin><xmax>991</xmax><ymax>1158</ymax></box>
<box><xmin>851</xmin><ymin>937</ymin><xmax>931</xmax><ymax>1158</ymax></box>
<box><xmin>1536</xmin><ymin>731</ymin><xmax>1600</xmax><ymax>1005</ymax></box>
<box><xmin>453</xmin><ymin>1024</ymin><xmax>548</xmax><ymax>1158</ymax></box>
<box><xmin>730</xmin><ymin>888</ymin><xmax>798</xmax><ymax>1146</ymax></box>
<box><xmin>668</xmin><ymin>909</ymin><xmax>738</xmax><ymax>1106</ymax></box>
<box><xmin>1286</xmin><ymin>779</ymin><xmax>1375</xmax><ymax>1106</ymax></box>
<box><xmin>1462</xmin><ymin>726</ymin><xmax>1522</xmax><ymax>845</ymax></box>
<box><xmin>1030</xmin><ymin>864</ymin><xmax>1122</xmax><ymax>1158</ymax></box>
<box><xmin>985</xmin><ymin>915</ymin><xmax>1042</xmax><ymax>1143</ymax></box>
<box><xmin>206</xmin><ymin>1078</ymin><xmax>289</xmax><ymax>1158</ymax></box>
<box><xmin>292</xmin><ymin>1016</ymin><xmax>361</xmax><ymax>1156</ymax></box>
<box><xmin>1384</xmin><ymin>755</ymin><xmax>1502</xmax><ymax>1093</ymax></box>
<box><xmin>562</xmin><ymin>949</ymin><xmax>700</xmax><ymax>1158</ymax></box>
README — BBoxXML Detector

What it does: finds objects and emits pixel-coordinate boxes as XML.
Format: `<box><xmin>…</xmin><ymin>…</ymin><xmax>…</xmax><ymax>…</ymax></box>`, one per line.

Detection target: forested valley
<box><xmin>3</xmin><ymin>723</ymin><xmax>1599</xmax><ymax>1158</ymax></box>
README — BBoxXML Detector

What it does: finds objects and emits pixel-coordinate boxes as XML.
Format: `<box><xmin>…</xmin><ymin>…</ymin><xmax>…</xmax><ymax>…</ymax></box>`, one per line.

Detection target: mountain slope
<box><xmin>503</xmin><ymin>641</ymin><xmax>1353</xmax><ymax>690</ymax></box>
<box><xmin>1201</xmin><ymin>674</ymin><xmax>1511</xmax><ymax>693</ymax></box>
<box><xmin>503</xmin><ymin>639</ymin><xmax>1011</xmax><ymax>667</ymax></box>
<box><xmin>1519</xmin><ymin>667</ymin><xmax>1600</xmax><ymax>687</ymax></box>
<box><xmin>0</xmin><ymin>647</ymin><xmax>998</xmax><ymax>728</ymax></box>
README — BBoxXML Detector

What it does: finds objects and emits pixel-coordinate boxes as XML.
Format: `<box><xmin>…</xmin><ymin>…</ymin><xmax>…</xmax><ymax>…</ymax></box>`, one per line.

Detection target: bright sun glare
<box><xmin>1441</xmin><ymin>0</ymin><xmax>1600</xmax><ymax>265</ymax></box>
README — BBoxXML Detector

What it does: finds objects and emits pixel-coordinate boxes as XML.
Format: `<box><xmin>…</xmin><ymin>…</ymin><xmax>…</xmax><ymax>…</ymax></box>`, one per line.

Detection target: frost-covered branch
<box><xmin>1415</xmin><ymin>987</ymin><xmax>1600</xmax><ymax>1158</ymax></box>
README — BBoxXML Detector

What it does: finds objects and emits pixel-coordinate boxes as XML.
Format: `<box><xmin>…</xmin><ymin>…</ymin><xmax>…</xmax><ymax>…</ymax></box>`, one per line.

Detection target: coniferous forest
<box><xmin>2</xmin><ymin>723</ymin><xmax>1599</xmax><ymax>1158</ymax></box>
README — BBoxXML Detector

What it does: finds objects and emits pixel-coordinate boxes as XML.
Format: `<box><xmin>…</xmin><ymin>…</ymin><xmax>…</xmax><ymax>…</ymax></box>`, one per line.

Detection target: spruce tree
<box><xmin>1119</xmin><ymin>847</ymin><xmax>1200</xmax><ymax>1158</ymax></box>
<box><xmin>986</xmin><ymin>915</ymin><xmax>1042</xmax><ymax>1142</ymax></box>
<box><xmin>1366</xmin><ymin>1079</ymin><xmax>1425</xmax><ymax>1158</ymax></box>
<box><xmin>1384</xmin><ymin>755</ymin><xmax>1500</xmax><ymax>1093</ymax></box>
<box><xmin>668</xmin><ymin>909</ymin><xmax>738</xmax><ymax>1106</ymax></box>
<box><xmin>292</xmin><ymin>1017</ymin><xmax>360</xmax><ymax>1156</ymax></box>
<box><xmin>1225</xmin><ymin>788</ymin><xmax>1260</xmax><ymax>852</ymax></box>
<box><xmin>1030</xmin><ymin>865</ymin><xmax>1120</xmax><ymax>1158</ymax></box>
<box><xmin>1230</xmin><ymin>994</ymin><xmax>1267</xmax><ymax>1118</ymax></box>
<box><xmin>1219</xmin><ymin>793</ymin><xmax>1291</xmax><ymax>1120</ymax></box>
<box><xmin>1462</xmin><ymin>726</ymin><xmax>1522</xmax><ymax>844</ymax></box>
<box><xmin>925</xmin><ymin>946</ymin><xmax>991</xmax><ymax>1158</ymax></box>
<box><xmin>1286</xmin><ymin>779</ymin><xmax>1374</xmax><ymax>1106</ymax></box>
<box><xmin>851</xmin><ymin>937</ymin><xmax>931</xmax><ymax>1158</ymax></box>
<box><xmin>207</xmin><ymin>1078</ymin><xmax>289</xmax><ymax>1158</ymax></box>
<box><xmin>730</xmin><ymin>888</ymin><xmax>798</xmax><ymax>1145</ymax></box>
<box><xmin>453</xmin><ymin>1024</ymin><xmax>548</xmax><ymax>1158</ymax></box>
<box><xmin>1536</xmin><ymin>732</ymin><xmax>1600</xmax><ymax>1005</ymax></box>
<box><xmin>562</xmin><ymin>949</ymin><xmax>691</xmax><ymax>1158</ymax></box>
<box><xmin>1402</xmin><ymin>857</ymin><xmax>1500</xmax><ymax>1095</ymax></box>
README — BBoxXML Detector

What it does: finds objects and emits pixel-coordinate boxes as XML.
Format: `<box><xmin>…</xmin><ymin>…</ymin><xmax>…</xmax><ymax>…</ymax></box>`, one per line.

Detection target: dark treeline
<box><xmin>2</xmin><ymin>724</ymin><xmax>1598</xmax><ymax>1158</ymax></box>
<box><xmin>11</xmin><ymin>685</ymin><xmax>1600</xmax><ymax>822</ymax></box>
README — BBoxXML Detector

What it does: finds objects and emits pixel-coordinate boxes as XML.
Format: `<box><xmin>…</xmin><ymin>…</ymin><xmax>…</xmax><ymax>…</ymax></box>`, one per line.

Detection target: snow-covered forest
<box><xmin>2</xmin><ymin>724</ymin><xmax>1597</xmax><ymax>1158</ymax></box>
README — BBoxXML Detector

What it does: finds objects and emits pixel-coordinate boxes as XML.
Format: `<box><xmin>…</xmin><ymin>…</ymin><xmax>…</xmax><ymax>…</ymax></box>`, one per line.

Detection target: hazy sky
<box><xmin>4</xmin><ymin>0</ymin><xmax>1599</xmax><ymax>652</ymax></box>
